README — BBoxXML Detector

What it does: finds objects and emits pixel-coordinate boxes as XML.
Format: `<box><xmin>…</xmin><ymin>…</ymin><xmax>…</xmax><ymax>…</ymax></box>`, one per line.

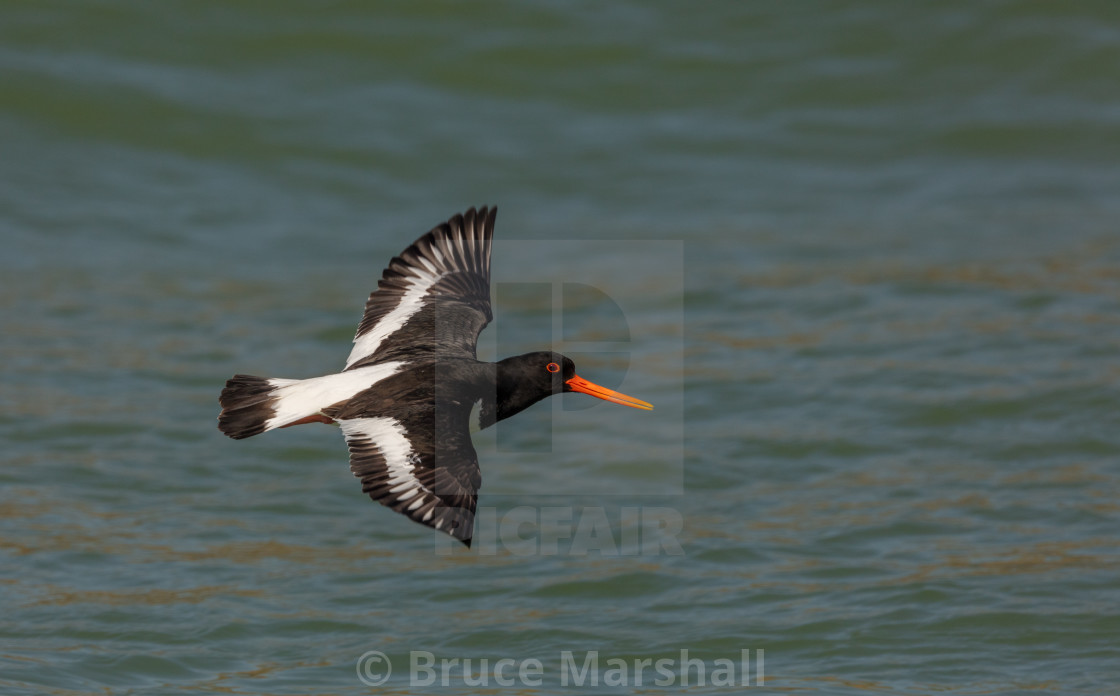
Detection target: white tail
<box><xmin>218</xmin><ymin>362</ymin><xmax>405</xmax><ymax>439</ymax></box>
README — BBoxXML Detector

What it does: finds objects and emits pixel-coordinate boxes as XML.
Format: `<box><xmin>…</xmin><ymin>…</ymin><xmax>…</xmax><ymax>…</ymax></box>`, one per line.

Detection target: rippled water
<box><xmin>3</xmin><ymin>2</ymin><xmax>1120</xmax><ymax>694</ymax></box>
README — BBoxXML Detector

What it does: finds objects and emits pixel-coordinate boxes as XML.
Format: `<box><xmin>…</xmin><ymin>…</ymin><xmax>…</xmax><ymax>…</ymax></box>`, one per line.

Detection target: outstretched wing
<box><xmin>327</xmin><ymin>365</ymin><xmax>482</xmax><ymax>546</ymax></box>
<box><xmin>345</xmin><ymin>206</ymin><xmax>495</xmax><ymax>370</ymax></box>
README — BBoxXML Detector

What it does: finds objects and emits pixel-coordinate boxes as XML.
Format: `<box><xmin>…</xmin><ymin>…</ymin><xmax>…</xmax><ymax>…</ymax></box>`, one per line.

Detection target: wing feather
<box><xmin>346</xmin><ymin>207</ymin><xmax>495</xmax><ymax>370</ymax></box>
<box><xmin>329</xmin><ymin>363</ymin><xmax>483</xmax><ymax>545</ymax></box>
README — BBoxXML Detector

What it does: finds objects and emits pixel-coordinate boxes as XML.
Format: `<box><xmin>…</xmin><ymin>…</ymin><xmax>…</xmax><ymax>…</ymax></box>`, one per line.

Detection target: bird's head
<box><xmin>499</xmin><ymin>351</ymin><xmax>653</xmax><ymax>413</ymax></box>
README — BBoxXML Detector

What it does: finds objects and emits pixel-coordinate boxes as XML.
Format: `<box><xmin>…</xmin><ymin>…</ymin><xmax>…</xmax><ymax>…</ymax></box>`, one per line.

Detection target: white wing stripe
<box><xmin>346</xmin><ymin>212</ymin><xmax>490</xmax><ymax>369</ymax></box>
<box><xmin>340</xmin><ymin>417</ymin><xmax>424</xmax><ymax>499</ymax></box>
<box><xmin>346</xmin><ymin>270</ymin><xmax>443</xmax><ymax>368</ymax></box>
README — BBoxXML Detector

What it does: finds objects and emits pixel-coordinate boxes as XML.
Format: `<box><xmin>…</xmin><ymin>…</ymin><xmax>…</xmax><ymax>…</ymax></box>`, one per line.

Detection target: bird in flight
<box><xmin>218</xmin><ymin>207</ymin><xmax>652</xmax><ymax>546</ymax></box>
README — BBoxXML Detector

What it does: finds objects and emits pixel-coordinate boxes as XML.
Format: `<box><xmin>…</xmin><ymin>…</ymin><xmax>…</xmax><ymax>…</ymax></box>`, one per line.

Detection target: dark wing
<box><xmin>345</xmin><ymin>206</ymin><xmax>495</xmax><ymax>370</ymax></box>
<box><xmin>327</xmin><ymin>366</ymin><xmax>481</xmax><ymax>546</ymax></box>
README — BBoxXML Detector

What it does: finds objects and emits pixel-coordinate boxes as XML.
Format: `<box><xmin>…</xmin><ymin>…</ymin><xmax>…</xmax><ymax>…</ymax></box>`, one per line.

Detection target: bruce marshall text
<box><xmin>397</xmin><ymin>649</ymin><xmax>765</xmax><ymax>687</ymax></box>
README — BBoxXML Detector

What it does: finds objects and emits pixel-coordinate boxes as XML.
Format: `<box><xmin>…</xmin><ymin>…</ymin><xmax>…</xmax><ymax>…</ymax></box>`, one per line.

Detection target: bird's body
<box><xmin>218</xmin><ymin>207</ymin><xmax>651</xmax><ymax>546</ymax></box>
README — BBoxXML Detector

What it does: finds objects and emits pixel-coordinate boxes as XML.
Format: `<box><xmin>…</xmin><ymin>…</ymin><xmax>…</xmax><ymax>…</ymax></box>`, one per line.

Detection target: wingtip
<box><xmin>464</xmin><ymin>204</ymin><xmax>495</xmax><ymax>219</ymax></box>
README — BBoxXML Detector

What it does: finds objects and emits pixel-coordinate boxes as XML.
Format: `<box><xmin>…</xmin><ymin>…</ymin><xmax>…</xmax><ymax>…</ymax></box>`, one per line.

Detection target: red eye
<box><xmin>546</xmin><ymin>362</ymin><xmax>560</xmax><ymax>373</ymax></box>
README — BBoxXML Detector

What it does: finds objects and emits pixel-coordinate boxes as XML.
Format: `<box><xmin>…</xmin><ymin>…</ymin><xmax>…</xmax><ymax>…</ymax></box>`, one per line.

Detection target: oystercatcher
<box><xmin>218</xmin><ymin>207</ymin><xmax>652</xmax><ymax>546</ymax></box>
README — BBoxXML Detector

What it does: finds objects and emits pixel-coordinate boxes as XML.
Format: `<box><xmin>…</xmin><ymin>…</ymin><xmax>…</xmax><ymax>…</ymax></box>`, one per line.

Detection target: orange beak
<box><xmin>565</xmin><ymin>375</ymin><xmax>653</xmax><ymax>410</ymax></box>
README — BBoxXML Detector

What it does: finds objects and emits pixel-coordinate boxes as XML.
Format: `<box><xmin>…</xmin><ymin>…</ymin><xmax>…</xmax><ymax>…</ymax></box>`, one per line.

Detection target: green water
<box><xmin>3</xmin><ymin>2</ymin><xmax>1120</xmax><ymax>694</ymax></box>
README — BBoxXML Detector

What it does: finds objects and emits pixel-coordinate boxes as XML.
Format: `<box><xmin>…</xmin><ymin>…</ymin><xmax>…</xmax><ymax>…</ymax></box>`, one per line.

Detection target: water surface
<box><xmin>3</xmin><ymin>2</ymin><xmax>1120</xmax><ymax>694</ymax></box>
